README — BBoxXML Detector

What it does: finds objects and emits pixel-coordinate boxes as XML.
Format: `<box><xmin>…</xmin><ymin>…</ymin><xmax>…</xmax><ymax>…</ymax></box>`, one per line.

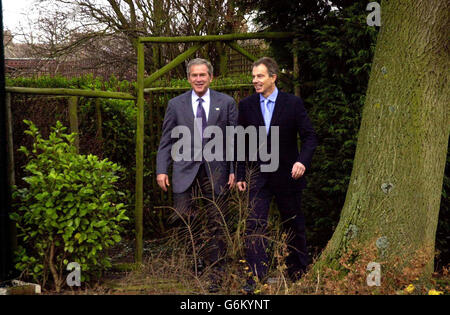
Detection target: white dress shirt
<box><xmin>192</xmin><ymin>89</ymin><xmax>210</xmax><ymax>121</ymax></box>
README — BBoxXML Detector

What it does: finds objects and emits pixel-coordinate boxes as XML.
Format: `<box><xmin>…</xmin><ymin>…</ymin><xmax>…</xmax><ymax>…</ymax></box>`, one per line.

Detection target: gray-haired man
<box><xmin>156</xmin><ymin>58</ymin><xmax>238</xmax><ymax>290</ymax></box>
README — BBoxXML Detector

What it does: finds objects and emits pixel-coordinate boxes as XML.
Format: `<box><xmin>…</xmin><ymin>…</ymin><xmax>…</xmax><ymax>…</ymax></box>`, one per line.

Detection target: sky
<box><xmin>2</xmin><ymin>0</ymin><xmax>261</xmax><ymax>41</ymax></box>
<box><xmin>2</xmin><ymin>0</ymin><xmax>35</xmax><ymax>33</ymax></box>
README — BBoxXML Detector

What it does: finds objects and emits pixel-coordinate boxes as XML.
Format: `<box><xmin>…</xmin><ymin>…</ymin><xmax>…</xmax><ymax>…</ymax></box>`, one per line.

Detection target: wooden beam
<box><xmin>139</xmin><ymin>32</ymin><xmax>295</xmax><ymax>43</ymax></box>
<box><xmin>144</xmin><ymin>43</ymin><xmax>205</xmax><ymax>88</ymax></box>
<box><xmin>5</xmin><ymin>87</ymin><xmax>135</xmax><ymax>100</ymax></box>
<box><xmin>143</xmin><ymin>84</ymin><xmax>253</xmax><ymax>93</ymax></box>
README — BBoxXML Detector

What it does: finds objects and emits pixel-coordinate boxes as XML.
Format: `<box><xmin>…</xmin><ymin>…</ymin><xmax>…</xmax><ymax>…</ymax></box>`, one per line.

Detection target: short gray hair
<box><xmin>252</xmin><ymin>57</ymin><xmax>279</xmax><ymax>77</ymax></box>
<box><xmin>187</xmin><ymin>58</ymin><xmax>214</xmax><ymax>77</ymax></box>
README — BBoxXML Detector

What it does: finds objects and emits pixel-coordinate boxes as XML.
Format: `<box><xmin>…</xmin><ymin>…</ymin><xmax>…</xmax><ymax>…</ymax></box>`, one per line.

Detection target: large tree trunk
<box><xmin>316</xmin><ymin>0</ymin><xmax>449</xmax><ymax>278</ymax></box>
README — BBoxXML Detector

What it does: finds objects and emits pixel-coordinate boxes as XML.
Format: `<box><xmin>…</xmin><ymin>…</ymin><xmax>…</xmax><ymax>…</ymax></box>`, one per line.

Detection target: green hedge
<box><xmin>6</xmin><ymin>73</ymin><xmax>252</xmax><ymax>90</ymax></box>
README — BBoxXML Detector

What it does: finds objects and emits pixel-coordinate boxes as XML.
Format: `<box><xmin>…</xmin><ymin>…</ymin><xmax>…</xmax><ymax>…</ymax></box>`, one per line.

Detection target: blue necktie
<box><xmin>196</xmin><ymin>98</ymin><xmax>207</xmax><ymax>139</ymax></box>
<box><xmin>263</xmin><ymin>99</ymin><xmax>271</xmax><ymax>133</ymax></box>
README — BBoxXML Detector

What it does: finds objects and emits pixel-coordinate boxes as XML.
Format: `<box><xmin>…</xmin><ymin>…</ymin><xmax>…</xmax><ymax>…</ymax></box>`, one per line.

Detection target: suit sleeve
<box><xmin>236</xmin><ymin>100</ymin><xmax>247</xmax><ymax>182</ymax></box>
<box><xmin>156</xmin><ymin>100</ymin><xmax>176</xmax><ymax>175</ymax></box>
<box><xmin>295</xmin><ymin>98</ymin><xmax>318</xmax><ymax>170</ymax></box>
<box><xmin>227</xmin><ymin>98</ymin><xmax>238</xmax><ymax>175</ymax></box>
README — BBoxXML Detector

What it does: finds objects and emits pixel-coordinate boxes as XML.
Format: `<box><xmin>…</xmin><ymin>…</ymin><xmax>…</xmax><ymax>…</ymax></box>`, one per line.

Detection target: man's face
<box><xmin>252</xmin><ymin>64</ymin><xmax>277</xmax><ymax>98</ymax></box>
<box><xmin>188</xmin><ymin>64</ymin><xmax>213</xmax><ymax>97</ymax></box>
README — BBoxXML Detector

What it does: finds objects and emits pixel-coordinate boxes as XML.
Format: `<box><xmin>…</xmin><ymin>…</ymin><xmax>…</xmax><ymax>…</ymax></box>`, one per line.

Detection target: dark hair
<box><xmin>252</xmin><ymin>57</ymin><xmax>279</xmax><ymax>77</ymax></box>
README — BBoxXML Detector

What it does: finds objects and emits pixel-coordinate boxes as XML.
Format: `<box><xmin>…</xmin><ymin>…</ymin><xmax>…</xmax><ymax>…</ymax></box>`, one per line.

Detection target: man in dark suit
<box><xmin>236</xmin><ymin>57</ymin><xmax>318</xmax><ymax>288</ymax></box>
<box><xmin>156</xmin><ymin>58</ymin><xmax>237</xmax><ymax>290</ymax></box>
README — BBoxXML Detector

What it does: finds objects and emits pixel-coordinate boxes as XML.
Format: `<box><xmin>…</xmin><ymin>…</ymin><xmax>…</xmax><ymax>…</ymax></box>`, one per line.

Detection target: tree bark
<box><xmin>48</xmin><ymin>241</ymin><xmax>62</xmax><ymax>293</ymax></box>
<box><xmin>316</xmin><ymin>0</ymin><xmax>449</xmax><ymax>278</ymax></box>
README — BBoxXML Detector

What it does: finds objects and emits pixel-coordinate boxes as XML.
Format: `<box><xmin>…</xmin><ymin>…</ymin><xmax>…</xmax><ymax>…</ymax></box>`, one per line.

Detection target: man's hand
<box><xmin>157</xmin><ymin>174</ymin><xmax>170</xmax><ymax>192</ymax></box>
<box><xmin>228</xmin><ymin>173</ymin><xmax>236</xmax><ymax>188</ymax></box>
<box><xmin>291</xmin><ymin>162</ymin><xmax>306</xmax><ymax>179</ymax></box>
<box><xmin>236</xmin><ymin>181</ymin><xmax>247</xmax><ymax>192</ymax></box>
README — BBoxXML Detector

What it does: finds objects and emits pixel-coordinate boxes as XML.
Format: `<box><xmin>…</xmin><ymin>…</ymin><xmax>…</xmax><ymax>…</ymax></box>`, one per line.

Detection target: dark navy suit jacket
<box><xmin>236</xmin><ymin>91</ymin><xmax>318</xmax><ymax>190</ymax></box>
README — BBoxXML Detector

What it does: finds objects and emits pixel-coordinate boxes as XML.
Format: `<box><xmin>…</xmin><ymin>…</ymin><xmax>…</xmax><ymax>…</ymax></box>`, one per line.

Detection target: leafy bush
<box><xmin>6</xmin><ymin>74</ymin><xmax>135</xmax><ymax>92</ymax></box>
<box><xmin>11</xmin><ymin>120</ymin><xmax>129</xmax><ymax>292</ymax></box>
<box><xmin>6</xmin><ymin>73</ymin><xmax>252</xmax><ymax>90</ymax></box>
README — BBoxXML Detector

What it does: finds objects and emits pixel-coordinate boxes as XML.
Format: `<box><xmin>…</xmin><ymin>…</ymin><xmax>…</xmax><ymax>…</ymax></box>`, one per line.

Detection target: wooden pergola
<box><xmin>3</xmin><ymin>32</ymin><xmax>299</xmax><ymax>269</ymax></box>
<box><xmin>134</xmin><ymin>32</ymin><xmax>298</xmax><ymax>264</ymax></box>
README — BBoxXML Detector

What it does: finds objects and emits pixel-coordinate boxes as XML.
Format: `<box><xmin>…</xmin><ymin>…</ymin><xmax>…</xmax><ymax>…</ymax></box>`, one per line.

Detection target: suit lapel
<box><xmin>269</xmin><ymin>91</ymin><xmax>286</xmax><ymax>131</ymax></box>
<box><xmin>251</xmin><ymin>94</ymin><xmax>265</xmax><ymax>128</ymax></box>
<box><xmin>207</xmin><ymin>90</ymin><xmax>220</xmax><ymax>126</ymax></box>
<box><xmin>184</xmin><ymin>90</ymin><xmax>195</xmax><ymax>129</ymax></box>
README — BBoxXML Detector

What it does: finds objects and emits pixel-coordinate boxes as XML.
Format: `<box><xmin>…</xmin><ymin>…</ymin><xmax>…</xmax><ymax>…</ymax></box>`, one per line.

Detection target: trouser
<box><xmin>173</xmin><ymin>164</ymin><xmax>227</xmax><ymax>267</ymax></box>
<box><xmin>245</xmin><ymin>177</ymin><xmax>309</xmax><ymax>282</ymax></box>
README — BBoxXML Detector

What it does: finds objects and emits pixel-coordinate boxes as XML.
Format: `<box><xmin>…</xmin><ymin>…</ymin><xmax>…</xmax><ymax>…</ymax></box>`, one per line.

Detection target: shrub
<box><xmin>11</xmin><ymin>120</ymin><xmax>129</xmax><ymax>292</ymax></box>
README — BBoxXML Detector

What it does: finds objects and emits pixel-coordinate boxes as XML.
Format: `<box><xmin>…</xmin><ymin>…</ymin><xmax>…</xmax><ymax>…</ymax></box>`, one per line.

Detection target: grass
<box><xmin>51</xmin><ymin>194</ymin><xmax>449</xmax><ymax>296</ymax></box>
<box><xmin>57</xmin><ymin>239</ymin><xmax>449</xmax><ymax>295</ymax></box>
<box><xmin>19</xmin><ymin>169</ymin><xmax>450</xmax><ymax>296</ymax></box>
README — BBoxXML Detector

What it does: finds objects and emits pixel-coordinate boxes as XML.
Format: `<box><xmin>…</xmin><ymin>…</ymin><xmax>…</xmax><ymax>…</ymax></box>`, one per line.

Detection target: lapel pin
<box><xmin>216</xmin><ymin>107</ymin><xmax>220</xmax><ymax>110</ymax></box>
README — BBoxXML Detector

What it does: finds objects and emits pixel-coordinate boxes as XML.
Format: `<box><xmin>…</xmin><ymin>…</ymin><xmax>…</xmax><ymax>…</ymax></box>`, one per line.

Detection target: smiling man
<box><xmin>236</xmin><ymin>57</ymin><xmax>318</xmax><ymax>292</ymax></box>
<box><xmin>156</xmin><ymin>58</ymin><xmax>237</xmax><ymax>292</ymax></box>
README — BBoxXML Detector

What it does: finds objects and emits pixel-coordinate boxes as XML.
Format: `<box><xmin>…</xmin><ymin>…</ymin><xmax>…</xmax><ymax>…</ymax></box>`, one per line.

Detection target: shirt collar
<box><xmin>260</xmin><ymin>87</ymin><xmax>278</xmax><ymax>104</ymax></box>
<box><xmin>192</xmin><ymin>88</ymin><xmax>210</xmax><ymax>102</ymax></box>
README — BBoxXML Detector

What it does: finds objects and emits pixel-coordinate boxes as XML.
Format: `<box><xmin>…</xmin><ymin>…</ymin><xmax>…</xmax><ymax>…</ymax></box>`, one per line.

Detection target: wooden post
<box><xmin>5</xmin><ymin>93</ymin><xmax>14</xmax><ymax>187</ymax></box>
<box><xmin>138</xmin><ymin>32</ymin><xmax>295</xmax><ymax>43</ymax></box>
<box><xmin>135</xmin><ymin>41</ymin><xmax>145</xmax><ymax>264</ymax></box>
<box><xmin>68</xmin><ymin>96</ymin><xmax>79</xmax><ymax>153</ymax></box>
<box><xmin>5</xmin><ymin>93</ymin><xmax>17</xmax><ymax>252</ymax></box>
<box><xmin>95</xmin><ymin>98</ymin><xmax>103</xmax><ymax>140</ymax></box>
